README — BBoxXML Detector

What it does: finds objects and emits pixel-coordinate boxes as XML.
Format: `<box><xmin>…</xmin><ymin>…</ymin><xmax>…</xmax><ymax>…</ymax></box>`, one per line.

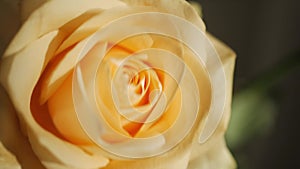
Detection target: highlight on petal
<box><xmin>40</xmin><ymin>38</ymin><xmax>91</xmax><ymax>104</ymax></box>
<box><xmin>55</xmin><ymin>6</ymin><xmax>158</xmax><ymax>54</ymax></box>
<box><xmin>188</xmin><ymin>33</ymin><xmax>236</xmax><ymax>169</ymax></box>
<box><xmin>1</xmin><ymin>31</ymin><xmax>58</xmax><ymax>111</ymax></box>
<box><xmin>121</xmin><ymin>0</ymin><xmax>206</xmax><ymax>30</ymax></box>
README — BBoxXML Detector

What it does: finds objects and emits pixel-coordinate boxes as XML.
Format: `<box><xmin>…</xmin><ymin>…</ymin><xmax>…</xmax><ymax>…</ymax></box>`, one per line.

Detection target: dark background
<box><xmin>193</xmin><ymin>0</ymin><xmax>300</xmax><ymax>168</ymax></box>
<box><xmin>1</xmin><ymin>0</ymin><xmax>300</xmax><ymax>168</ymax></box>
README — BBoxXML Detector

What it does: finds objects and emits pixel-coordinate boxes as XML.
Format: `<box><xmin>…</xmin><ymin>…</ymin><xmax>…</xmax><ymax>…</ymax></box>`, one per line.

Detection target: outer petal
<box><xmin>187</xmin><ymin>34</ymin><xmax>236</xmax><ymax>169</ymax></box>
<box><xmin>0</xmin><ymin>31</ymin><xmax>108</xmax><ymax>169</ymax></box>
<box><xmin>121</xmin><ymin>0</ymin><xmax>206</xmax><ymax>31</ymax></box>
<box><xmin>5</xmin><ymin>0</ymin><xmax>125</xmax><ymax>57</ymax></box>
<box><xmin>188</xmin><ymin>138</ymin><xmax>235</xmax><ymax>169</ymax></box>
<box><xmin>103</xmin><ymin>136</ymin><xmax>193</xmax><ymax>169</ymax></box>
<box><xmin>0</xmin><ymin>86</ymin><xmax>45</xmax><ymax>169</ymax></box>
<box><xmin>0</xmin><ymin>142</ymin><xmax>21</xmax><ymax>169</ymax></box>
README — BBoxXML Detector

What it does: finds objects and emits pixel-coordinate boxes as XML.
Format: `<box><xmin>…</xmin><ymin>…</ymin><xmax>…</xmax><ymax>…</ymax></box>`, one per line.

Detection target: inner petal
<box><xmin>112</xmin><ymin>56</ymin><xmax>164</xmax><ymax>123</ymax></box>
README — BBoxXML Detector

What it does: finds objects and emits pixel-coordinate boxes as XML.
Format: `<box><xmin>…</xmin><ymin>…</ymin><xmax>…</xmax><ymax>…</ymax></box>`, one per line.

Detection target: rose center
<box><xmin>112</xmin><ymin>56</ymin><xmax>166</xmax><ymax>124</ymax></box>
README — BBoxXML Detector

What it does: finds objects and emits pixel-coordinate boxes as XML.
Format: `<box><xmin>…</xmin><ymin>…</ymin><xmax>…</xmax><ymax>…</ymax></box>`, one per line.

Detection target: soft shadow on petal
<box><xmin>0</xmin><ymin>142</ymin><xmax>21</xmax><ymax>169</ymax></box>
<box><xmin>103</xmin><ymin>139</ymin><xmax>192</xmax><ymax>169</ymax></box>
<box><xmin>0</xmin><ymin>31</ymin><xmax>109</xmax><ymax>169</ymax></box>
<box><xmin>0</xmin><ymin>85</ymin><xmax>46</xmax><ymax>169</ymax></box>
<box><xmin>39</xmin><ymin>37</ymin><xmax>91</xmax><ymax>104</ymax></box>
<box><xmin>21</xmin><ymin>0</ymin><xmax>49</xmax><ymax>22</ymax></box>
<box><xmin>188</xmin><ymin>34</ymin><xmax>236</xmax><ymax>169</ymax></box>
<box><xmin>55</xmin><ymin>6</ymin><xmax>158</xmax><ymax>54</ymax></box>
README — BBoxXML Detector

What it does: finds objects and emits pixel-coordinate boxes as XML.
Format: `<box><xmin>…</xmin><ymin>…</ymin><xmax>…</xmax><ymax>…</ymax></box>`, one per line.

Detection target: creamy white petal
<box><xmin>188</xmin><ymin>34</ymin><xmax>236</xmax><ymax>169</ymax></box>
<box><xmin>103</xmin><ymin>140</ymin><xmax>192</xmax><ymax>169</ymax></box>
<box><xmin>188</xmin><ymin>139</ymin><xmax>236</xmax><ymax>169</ymax></box>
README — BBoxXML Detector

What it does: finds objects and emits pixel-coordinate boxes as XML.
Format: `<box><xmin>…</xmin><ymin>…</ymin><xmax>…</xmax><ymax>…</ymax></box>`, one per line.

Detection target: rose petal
<box><xmin>1</xmin><ymin>31</ymin><xmax>57</xmax><ymax>111</ymax></box>
<box><xmin>47</xmin><ymin>74</ymin><xmax>93</xmax><ymax>144</ymax></box>
<box><xmin>0</xmin><ymin>85</ymin><xmax>46</xmax><ymax>169</ymax></box>
<box><xmin>0</xmin><ymin>142</ymin><xmax>21</xmax><ymax>169</ymax></box>
<box><xmin>188</xmin><ymin>138</ymin><xmax>236</xmax><ymax>169</ymax></box>
<box><xmin>103</xmin><ymin>137</ymin><xmax>192</xmax><ymax>169</ymax></box>
<box><xmin>0</xmin><ymin>31</ymin><xmax>109</xmax><ymax>169</ymax></box>
<box><xmin>121</xmin><ymin>0</ymin><xmax>206</xmax><ymax>31</ymax></box>
<box><xmin>5</xmin><ymin>0</ymin><xmax>125</xmax><ymax>57</ymax></box>
<box><xmin>40</xmin><ymin>37</ymin><xmax>91</xmax><ymax>104</ymax></box>
<box><xmin>118</xmin><ymin>34</ymin><xmax>154</xmax><ymax>52</ymax></box>
<box><xmin>55</xmin><ymin>6</ymin><xmax>156</xmax><ymax>54</ymax></box>
<box><xmin>187</xmin><ymin>34</ymin><xmax>236</xmax><ymax>168</ymax></box>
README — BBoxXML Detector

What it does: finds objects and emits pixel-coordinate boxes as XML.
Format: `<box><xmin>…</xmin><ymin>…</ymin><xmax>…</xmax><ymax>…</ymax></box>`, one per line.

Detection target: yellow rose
<box><xmin>0</xmin><ymin>0</ymin><xmax>236</xmax><ymax>169</ymax></box>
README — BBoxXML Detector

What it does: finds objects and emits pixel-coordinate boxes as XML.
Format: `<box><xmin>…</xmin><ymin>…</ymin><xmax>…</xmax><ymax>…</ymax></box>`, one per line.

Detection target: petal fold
<box><xmin>188</xmin><ymin>33</ymin><xmax>236</xmax><ymax>169</ymax></box>
<box><xmin>6</xmin><ymin>0</ymin><xmax>125</xmax><ymax>57</ymax></box>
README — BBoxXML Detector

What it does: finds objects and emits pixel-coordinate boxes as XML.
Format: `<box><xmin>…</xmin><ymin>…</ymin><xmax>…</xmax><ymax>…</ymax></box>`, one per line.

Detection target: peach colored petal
<box><xmin>121</xmin><ymin>0</ymin><xmax>206</xmax><ymax>31</ymax></box>
<box><xmin>0</xmin><ymin>31</ymin><xmax>109</xmax><ymax>169</ymax></box>
<box><xmin>118</xmin><ymin>34</ymin><xmax>153</xmax><ymax>52</ymax></box>
<box><xmin>5</xmin><ymin>0</ymin><xmax>125</xmax><ymax>57</ymax></box>
<box><xmin>96</xmin><ymin>15</ymin><xmax>235</xmax><ymax>169</ymax></box>
<box><xmin>94</xmin><ymin>11</ymin><xmax>211</xmax><ymax>169</ymax></box>
<box><xmin>55</xmin><ymin>6</ymin><xmax>157</xmax><ymax>54</ymax></box>
<box><xmin>47</xmin><ymin>74</ymin><xmax>92</xmax><ymax>144</ymax></box>
<box><xmin>103</xmin><ymin>136</ymin><xmax>193</xmax><ymax>169</ymax></box>
<box><xmin>40</xmin><ymin>38</ymin><xmax>90</xmax><ymax>104</ymax></box>
<box><xmin>1</xmin><ymin>31</ymin><xmax>58</xmax><ymax>111</ymax></box>
<box><xmin>28</xmin><ymin>128</ymin><xmax>108</xmax><ymax>169</ymax></box>
<box><xmin>188</xmin><ymin>34</ymin><xmax>236</xmax><ymax>169</ymax></box>
<box><xmin>188</xmin><ymin>139</ymin><xmax>236</xmax><ymax>169</ymax></box>
<box><xmin>1</xmin><ymin>0</ymin><xmax>236</xmax><ymax>168</ymax></box>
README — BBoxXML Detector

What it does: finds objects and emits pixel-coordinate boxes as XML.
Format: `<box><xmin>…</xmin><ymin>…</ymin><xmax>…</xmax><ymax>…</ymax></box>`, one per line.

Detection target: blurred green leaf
<box><xmin>226</xmin><ymin>87</ymin><xmax>276</xmax><ymax>148</ymax></box>
<box><xmin>226</xmin><ymin>50</ymin><xmax>300</xmax><ymax>149</ymax></box>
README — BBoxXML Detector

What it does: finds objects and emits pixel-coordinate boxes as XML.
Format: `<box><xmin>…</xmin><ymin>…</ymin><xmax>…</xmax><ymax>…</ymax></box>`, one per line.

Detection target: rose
<box><xmin>0</xmin><ymin>0</ymin><xmax>236</xmax><ymax>169</ymax></box>
<box><xmin>0</xmin><ymin>0</ymin><xmax>236</xmax><ymax>168</ymax></box>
